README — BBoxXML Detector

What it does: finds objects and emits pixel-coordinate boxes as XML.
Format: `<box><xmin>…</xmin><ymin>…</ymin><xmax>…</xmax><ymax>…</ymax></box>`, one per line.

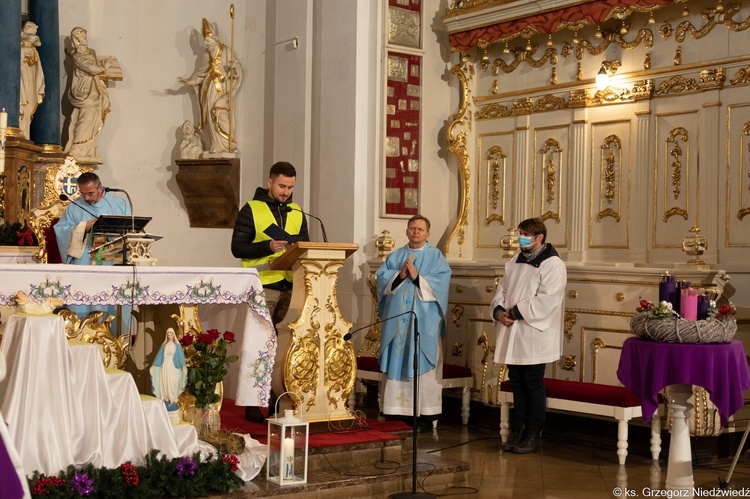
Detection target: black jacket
<box><xmin>230</xmin><ymin>187</ymin><xmax>310</xmax><ymax>287</ymax></box>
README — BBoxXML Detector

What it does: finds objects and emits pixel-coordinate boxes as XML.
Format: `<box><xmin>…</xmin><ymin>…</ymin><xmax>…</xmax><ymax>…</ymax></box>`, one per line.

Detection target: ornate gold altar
<box><xmin>272</xmin><ymin>242</ymin><xmax>359</xmax><ymax>423</ymax></box>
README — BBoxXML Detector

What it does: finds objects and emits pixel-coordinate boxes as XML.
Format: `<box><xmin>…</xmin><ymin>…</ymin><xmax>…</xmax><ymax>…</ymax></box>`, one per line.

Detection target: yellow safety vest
<box><xmin>241</xmin><ymin>200</ymin><xmax>303</xmax><ymax>286</ymax></box>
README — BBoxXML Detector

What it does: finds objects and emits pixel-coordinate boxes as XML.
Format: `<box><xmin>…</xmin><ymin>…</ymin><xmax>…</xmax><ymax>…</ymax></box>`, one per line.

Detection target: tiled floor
<box><xmin>225</xmin><ymin>393</ymin><xmax>750</xmax><ymax>498</ymax></box>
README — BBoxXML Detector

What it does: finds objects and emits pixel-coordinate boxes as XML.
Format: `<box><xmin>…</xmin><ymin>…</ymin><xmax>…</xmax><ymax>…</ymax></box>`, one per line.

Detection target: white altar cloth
<box><xmin>0</xmin><ymin>264</ymin><xmax>275</xmax><ymax>407</ymax></box>
<box><xmin>0</xmin><ymin>314</ymin><xmax>201</xmax><ymax>476</ymax></box>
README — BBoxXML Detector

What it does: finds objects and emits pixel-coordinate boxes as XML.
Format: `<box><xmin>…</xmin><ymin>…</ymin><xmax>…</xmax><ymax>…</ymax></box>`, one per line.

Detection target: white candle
<box><xmin>282</xmin><ymin>437</ymin><xmax>295</xmax><ymax>479</ymax></box>
<box><xmin>0</xmin><ymin>109</ymin><xmax>7</xmax><ymax>129</ymax></box>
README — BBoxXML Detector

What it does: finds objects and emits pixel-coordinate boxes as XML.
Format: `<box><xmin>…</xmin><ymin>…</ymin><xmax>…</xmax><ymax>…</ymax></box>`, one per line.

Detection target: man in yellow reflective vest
<box><xmin>231</xmin><ymin>161</ymin><xmax>309</xmax><ymax>420</ymax></box>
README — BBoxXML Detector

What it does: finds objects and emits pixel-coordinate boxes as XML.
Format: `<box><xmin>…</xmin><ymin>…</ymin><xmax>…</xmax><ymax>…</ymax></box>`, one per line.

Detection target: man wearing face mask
<box><xmin>490</xmin><ymin>217</ymin><xmax>567</xmax><ymax>453</ymax></box>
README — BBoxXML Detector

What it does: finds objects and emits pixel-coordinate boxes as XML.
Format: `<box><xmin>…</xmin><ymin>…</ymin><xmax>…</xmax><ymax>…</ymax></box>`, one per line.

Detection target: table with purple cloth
<box><xmin>617</xmin><ymin>336</ymin><xmax>750</xmax><ymax>492</ymax></box>
<box><xmin>617</xmin><ymin>337</ymin><xmax>750</xmax><ymax>427</ymax></box>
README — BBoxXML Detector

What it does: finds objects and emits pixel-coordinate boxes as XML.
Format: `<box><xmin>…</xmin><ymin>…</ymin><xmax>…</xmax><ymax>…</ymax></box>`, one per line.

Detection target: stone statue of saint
<box><xmin>150</xmin><ymin>328</ymin><xmax>188</xmax><ymax>419</ymax></box>
<box><xmin>179</xmin><ymin>120</ymin><xmax>203</xmax><ymax>159</ymax></box>
<box><xmin>64</xmin><ymin>27</ymin><xmax>114</xmax><ymax>163</ymax></box>
<box><xmin>19</xmin><ymin>21</ymin><xmax>45</xmax><ymax>140</ymax></box>
<box><xmin>178</xmin><ymin>18</ymin><xmax>242</xmax><ymax>157</ymax></box>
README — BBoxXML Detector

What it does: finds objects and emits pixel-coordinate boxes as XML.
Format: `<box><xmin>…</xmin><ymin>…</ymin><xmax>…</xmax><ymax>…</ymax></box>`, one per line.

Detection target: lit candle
<box><xmin>680</xmin><ymin>287</ymin><xmax>698</xmax><ymax>321</ymax></box>
<box><xmin>658</xmin><ymin>272</ymin><xmax>676</xmax><ymax>304</ymax></box>
<box><xmin>282</xmin><ymin>437</ymin><xmax>295</xmax><ymax>479</ymax></box>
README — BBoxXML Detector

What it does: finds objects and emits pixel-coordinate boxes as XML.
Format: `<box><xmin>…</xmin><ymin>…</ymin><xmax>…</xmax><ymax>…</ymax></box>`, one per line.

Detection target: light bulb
<box><xmin>596</xmin><ymin>66</ymin><xmax>609</xmax><ymax>90</ymax></box>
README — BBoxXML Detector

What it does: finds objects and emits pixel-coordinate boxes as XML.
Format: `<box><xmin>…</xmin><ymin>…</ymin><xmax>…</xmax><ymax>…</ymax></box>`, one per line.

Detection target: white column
<box><xmin>632</xmin><ymin>110</ymin><xmax>651</xmax><ymax>262</ymax></box>
<box><xmin>568</xmin><ymin>115</ymin><xmax>587</xmax><ymax>261</ymax></box>
<box><xmin>699</xmin><ymin>101</ymin><xmax>720</xmax><ymax>264</ymax></box>
<box><xmin>514</xmin><ymin>116</ymin><xmax>530</xmax><ymax>223</ymax></box>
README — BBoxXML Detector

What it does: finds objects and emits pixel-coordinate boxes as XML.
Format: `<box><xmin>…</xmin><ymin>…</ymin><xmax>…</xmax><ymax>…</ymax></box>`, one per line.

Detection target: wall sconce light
<box><xmin>275</xmin><ymin>36</ymin><xmax>299</xmax><ymax>49</ymax></box>
<box><xmin>596</xmin><ymin>60</ymin><xmax>621</xmax><ymax>90</ymax></box>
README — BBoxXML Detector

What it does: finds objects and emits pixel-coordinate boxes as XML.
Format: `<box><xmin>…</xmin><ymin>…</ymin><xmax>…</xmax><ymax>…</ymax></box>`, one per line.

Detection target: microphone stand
<box><xmin>346</xmin><ymin>312</ymin><xmax>435</xmax><ymax>498</ymax></box>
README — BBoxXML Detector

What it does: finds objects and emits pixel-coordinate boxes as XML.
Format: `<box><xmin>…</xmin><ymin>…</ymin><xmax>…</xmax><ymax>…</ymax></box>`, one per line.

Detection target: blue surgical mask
<box><xmin>518</xmin><ymin>236</ymin><xmax>533</xmax><ymax>248</ymax></box>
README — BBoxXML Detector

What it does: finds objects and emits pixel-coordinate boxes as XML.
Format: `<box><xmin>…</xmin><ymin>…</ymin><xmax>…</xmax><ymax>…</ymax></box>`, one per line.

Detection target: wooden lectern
<box><xmin>270</xmin><ymin>242</ymin><xmax>359</xmax><ymax>423</ymax></box>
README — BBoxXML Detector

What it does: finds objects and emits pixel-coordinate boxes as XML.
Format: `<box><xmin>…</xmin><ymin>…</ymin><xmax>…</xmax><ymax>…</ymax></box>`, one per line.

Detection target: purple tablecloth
<box><xmin>617</xmin><ymin>337</ymin><xmax>750</xmax><ymax>427</ymax></box>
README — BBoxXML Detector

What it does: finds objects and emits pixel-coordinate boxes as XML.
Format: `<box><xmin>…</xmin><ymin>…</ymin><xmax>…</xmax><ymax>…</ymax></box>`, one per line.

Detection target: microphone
<box><xmin>285</xmin><ymin>205</ymin><xmax>328</xmax><ymax>243</ymax></box>
<box><xmin>344</xmin><ymin>310</ymin><xmax>417</xmax><ymax>341</ymax></box>
<box><xmin>59</xmin><ymin>193</ymin><xmax>99</xmax><ymax>221</ymax></box>
<box><xmin>105</xmin><ymin>187</ymin><xmax>135</xmax><ymax>233</ymax></box>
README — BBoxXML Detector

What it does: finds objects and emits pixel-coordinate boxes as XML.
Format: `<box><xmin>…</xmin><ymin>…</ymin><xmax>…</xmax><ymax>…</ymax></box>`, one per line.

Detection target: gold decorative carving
<box><xmin>655</xmin><ymin>75</ymin><xmax>698</xmax><ymax>96</ymax></box>
<box><xmin>597</xmin><ymin>134</ymin><xmax>622</xmax><ymax>222</ymax></box>
<box><xmin>451</xmin><ymin>342</ymin><xmax>463</xmax><ymax>357</ymax></box>
<box><xmin>57</xmin><ymin>308</ymin><xmax>130</xmax><ymax>369</ymax></box>
<box><xmin>358</xmin><ymin>273</ymin><xmax>381</xmax><ymax>356</ymax></box>
<box><xmin>659</xmin><ymin>21</ymin><xmax>673</xmax><ymax>39</ymax></box>
<box><xmin>632</xmin><ymin>79</ymin><xmax>655</xmax><ymax>100</ymax></box>
<box><xmin>730</xmin><ymin>65</ymin><xmax>750</xmax><ymax>85</ymax></box>
<box><xmin>455</xmin><ymin>284</ymin><xmax>464</xmax><ymax>293</ymax></box>
<box><xmin>589</xmin><ymin>85</ymin><xmax>633</xmax><ymax>106</ymax></box>
<box><xmin>451</xmin><ymin>304</ymin><xmax>464</xmax><ymax>329</ymax></box>
<box><xmin>575</xmin><ymin>28</ymin><xmax>653</xmax><ymax>60</ymax></box>
<box><xmin>286</xmin><ymin>296</ymin><xmax>322</xmax><ymax>411</ymax></box>
<box><xmin>324</xmin><ymin>296</ymin><xmax>356</xmax><ymax>410</ymax></box>
<box><xmin>486</xmin><ymin>145</ymin><xmax>506</xmax><ymax>225</ymax></box>
<box><xmin>616</xmin><ymin>293</ymin><xmax>626</xmax><ymax>302</ymax></box>
<box><xmin>698</xmin><ymin>68</ymin><xmax>726</xmax><ymax>90</ymax></box>
<box><xmin>532</xmin><ymin>94</ymin><xmax>567</xmax><ymax>113</ymax></box>
<box><xmin>568</xmin><ymin>290</ymin><xmax>578</xmax><ymax>299</ymax></box>
<box><xmin>663</xmin><ymin>127</ymin><xmax>689</xmax><ymax>222</ymax></box>
<box><xmin>476</xmin><ymin>102</ymin><xmax>512</xmax><ymax>120</ymax></box>
<box><xmin>512</xmin><ymin>97</ymin><xmax>533</xmax><ymax>116</ymax></box>
<box><xmin>15</xmin><ymin>164</ymin><xmax>31</xmax><ymax>225</ymax></box>
<box><xmin>591</xmin><ymin>338</ymin><xmax>606</xmax><ymax>383</ymax></box>
<box><xmin>490</xmin><ymin>46</ymin><xmax>557</xmax><ymax>75</ymax></box>
<box><xmin>540</xmin><ymin>138</ymin><xmax>561</xmax><ymax>205</ymax></box>
<box><xmin>739</xmin><ymin>122</ymin><xmax>750</xmax><ymax>221</ymax></box>
<box><xmin>564</xmin><ymin>311</ymin><xmax>577</xmax><ymax>342</ymax></box>
<box><xmin>569</xmin><ymin>89</ymin><xmax>587</xmax><ymax>108</ymax></box>
<box><xmin>444</xmin><ymin>63</ymin><xmax>471</xmax><ymax>257</ymax></box>
<box><xmin>560</xmin><ymin>354</ymin><xmax>576</xmax><ymax>371</ymax></box>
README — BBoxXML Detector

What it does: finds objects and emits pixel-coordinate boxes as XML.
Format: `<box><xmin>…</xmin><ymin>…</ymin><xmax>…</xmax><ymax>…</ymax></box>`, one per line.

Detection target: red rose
<box><xmin>197</xmin><ymin>333</ymin><xmax>214</xmax><ymax>344</ymax></box>
<box><xmin>206</xmin><ymin>328</ymin><xmax>221</xmax><ymax>341</ymax></box>
<box><xmin>179</xmin><ymin>334</ymin><xmax>194</xmax><ymax>347</ymax></box>
<box><xmin>223</xmin><ymin>331</ymin><xmax>235</xmax><ymax>342</ymax></box>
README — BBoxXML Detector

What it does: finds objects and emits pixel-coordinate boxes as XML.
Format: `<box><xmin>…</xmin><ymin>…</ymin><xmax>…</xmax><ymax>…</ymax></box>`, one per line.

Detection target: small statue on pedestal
<box><xmin>19</xmin><ymin>21</ymin><xmax>45</xmax><ymax>140</ymax></box>
<box><xmin>149</xmin><ymin>328</ymin><xmax>188</xmax><ymax>424</ymax></box>
<box><xmin>179</xmin><ymin>120</ymin><xmax>203</xmax><ymax>159</ymax></box>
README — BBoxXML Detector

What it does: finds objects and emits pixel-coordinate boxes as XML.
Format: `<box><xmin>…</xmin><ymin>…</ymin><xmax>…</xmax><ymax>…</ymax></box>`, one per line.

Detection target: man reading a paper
<box><xmin>231</xmin><ymin>161</ymin><xmax>309</xmax><ymax>421</ymax></box>
<box><xmin>54</xmin><ymin>172</ymin><xmax>131</xmax><ymax>330</ymax></box>
<box><xmin>231</xmin><ymin>161</ymin><xmax>309</xmax><ymax>325</ymax></box>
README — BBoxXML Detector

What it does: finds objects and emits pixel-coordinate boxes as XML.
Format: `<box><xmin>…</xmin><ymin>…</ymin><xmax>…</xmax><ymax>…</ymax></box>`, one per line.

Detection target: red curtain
<box><xmin>448</xmin><ymin>0</ymin><xmax>674</xmax><ymax>51</ymax></box>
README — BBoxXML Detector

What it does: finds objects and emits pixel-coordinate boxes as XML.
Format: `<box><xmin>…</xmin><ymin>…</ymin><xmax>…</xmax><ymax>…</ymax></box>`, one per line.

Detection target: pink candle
<box><xmin>680</xmin><ymin>287</ymin><xmax>698</xmax><ymax>321</ymax></box>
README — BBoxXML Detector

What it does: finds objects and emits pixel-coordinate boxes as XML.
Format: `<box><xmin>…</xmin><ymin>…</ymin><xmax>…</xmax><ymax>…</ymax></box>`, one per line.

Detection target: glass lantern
<box><xmin>267</xmin><ymin>409</ymin><xmax>309</xmax><ymax>486</ymax></box>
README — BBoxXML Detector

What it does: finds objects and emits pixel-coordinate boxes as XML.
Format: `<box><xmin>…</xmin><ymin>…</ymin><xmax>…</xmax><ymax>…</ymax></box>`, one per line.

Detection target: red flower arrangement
<box><xmin>180</xmin><ymin>329</ymin><xmax>238</xmax><ymax>409</ymax></box>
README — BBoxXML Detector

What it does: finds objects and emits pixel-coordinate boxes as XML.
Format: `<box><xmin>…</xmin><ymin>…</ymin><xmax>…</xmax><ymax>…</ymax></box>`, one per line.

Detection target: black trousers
<box><xmin>507</xmin><ymin>363</ymin><xmax>547</xmax><ymax>428</ymax></box>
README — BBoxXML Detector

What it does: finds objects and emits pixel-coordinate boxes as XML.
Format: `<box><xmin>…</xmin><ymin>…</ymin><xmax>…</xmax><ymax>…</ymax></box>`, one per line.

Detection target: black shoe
<box><xmin>513</xmin><ymin>426</ymin><xmax>541</xmax><ymax>454</ymax></box>
<box><xmin>417</xmin><ymin>417</ymin><xmax>436</xmax><ymax>432</ymax></box>
<box><xmin>501</xmin><ymin>424</ymin><xmax>526</xmax><ymax>452</ymax></box>
<box><xmin>244</xmin><ymin>406</ymin><xmax>265</xmax><ymax>423</ymax></box>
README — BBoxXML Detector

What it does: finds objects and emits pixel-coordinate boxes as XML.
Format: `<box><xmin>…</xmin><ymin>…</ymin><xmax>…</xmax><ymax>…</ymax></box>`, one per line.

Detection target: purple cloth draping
<box><xmin>617</xmin><ymin>337</ymin><xmax>750</xmax><ymax>427</ymax></box>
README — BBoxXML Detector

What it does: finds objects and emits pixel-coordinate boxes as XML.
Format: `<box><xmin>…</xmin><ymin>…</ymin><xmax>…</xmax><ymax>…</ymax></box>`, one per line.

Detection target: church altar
<box><xmin>0</xmin><ymin>264</ymin><xmax>275</xmax><ymax>407</ymax></box>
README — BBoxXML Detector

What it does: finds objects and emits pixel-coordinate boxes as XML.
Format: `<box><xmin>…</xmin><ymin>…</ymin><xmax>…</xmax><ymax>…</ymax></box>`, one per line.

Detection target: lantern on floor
<box><xmin>267</xmin><ymin>408</ymin><xmax>308</xmax><ymax>485</ymax></box>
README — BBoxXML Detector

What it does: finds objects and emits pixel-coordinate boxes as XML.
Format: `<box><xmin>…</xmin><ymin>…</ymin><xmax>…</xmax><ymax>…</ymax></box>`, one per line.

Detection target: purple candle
<box><xmin>697</xmin><ymin>295</ymin><xmax>710</xmax><ymax>320</ymax></box>
<box><xmin>681</xmin><ymin>287</ymin><xmax>698</xmax><ymax>321</ymax></box>
<box><xmin>659</xmin><ymin>272</ymin><xmax>676</xmax><ymax>304</ymax></box>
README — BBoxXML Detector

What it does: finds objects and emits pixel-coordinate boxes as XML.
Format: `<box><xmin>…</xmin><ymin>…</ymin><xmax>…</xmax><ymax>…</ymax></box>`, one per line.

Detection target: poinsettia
<box><xmin>180</xmin><ymin>329</ymin><xmax>238</xmax><ymax>409</ymax></box>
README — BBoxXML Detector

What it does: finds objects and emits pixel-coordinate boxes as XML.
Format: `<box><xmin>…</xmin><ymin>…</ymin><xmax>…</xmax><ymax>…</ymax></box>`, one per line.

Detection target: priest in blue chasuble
<box><xmin>376</xmin><ymin>215</ymin><xmax>451</xmax><ymax>430</ymax></box>
<box><xmin>54</xmin><ymin>172</ymin><xmax>131</xmax><ymax>331</ymax></box>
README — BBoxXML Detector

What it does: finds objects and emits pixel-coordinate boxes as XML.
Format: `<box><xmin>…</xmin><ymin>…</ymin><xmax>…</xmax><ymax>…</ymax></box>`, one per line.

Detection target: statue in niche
<box><xmin>64</xmin><ymin>27</ymin><xmax>120</xmax><ymax>163</ymax></box>
<box><xmin>150</xmin><ymin>328</ymin><xmax>188</xmax><ymax>422</ymax></box>
<box><xmin>19</xmin><ymin>21</ymin><xmax>45</xmax><ymax>140</ymax></box>
<box><xmin>178</xmin><ymin>18</ymin><xmax>242</xmax><ymax>157</ymax></box>
<box><xmin>179</xmin><ymin>120</ymin><xmax>204</xmax><ymax>159</ymax></box>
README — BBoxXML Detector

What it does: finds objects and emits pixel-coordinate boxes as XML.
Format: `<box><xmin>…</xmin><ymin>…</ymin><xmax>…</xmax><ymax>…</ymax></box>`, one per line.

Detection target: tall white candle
<box><xmin>282</xmin><ymin>437</ymin><xmax>295</xmax><ymax>479</ymax></box>
<box><xmin>0</xmin><ymin>109</ymin><xmax>7</xmax><ymax>129</ymax></box>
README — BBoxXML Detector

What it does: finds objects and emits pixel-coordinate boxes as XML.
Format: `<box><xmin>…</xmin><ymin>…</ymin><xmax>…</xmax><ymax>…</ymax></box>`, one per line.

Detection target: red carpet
<box><xmin>220</xmin><ymin>399</ymin><xmax>410</xmax><ymax>447</ymax></box>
